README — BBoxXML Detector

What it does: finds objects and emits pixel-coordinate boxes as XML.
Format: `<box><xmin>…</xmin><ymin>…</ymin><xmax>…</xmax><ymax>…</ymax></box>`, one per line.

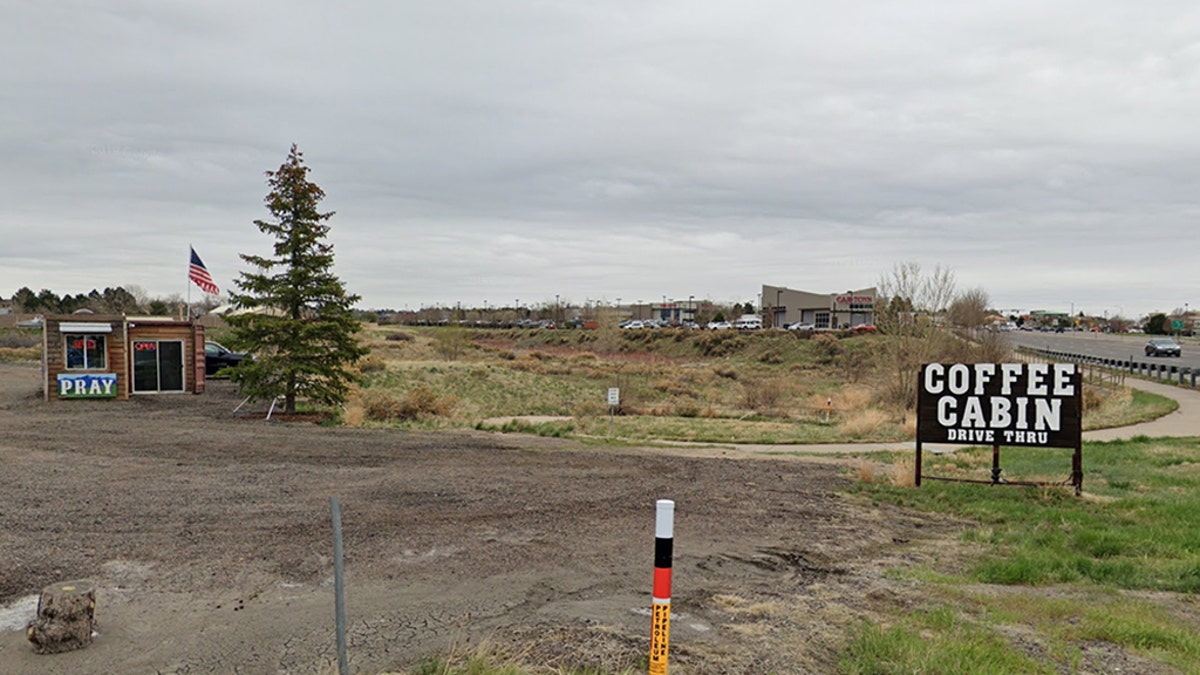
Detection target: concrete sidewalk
<box><xmin>1082</xmin><ymin>377</ymin><xmax>1200</xmax><ymax>442</ymax></box>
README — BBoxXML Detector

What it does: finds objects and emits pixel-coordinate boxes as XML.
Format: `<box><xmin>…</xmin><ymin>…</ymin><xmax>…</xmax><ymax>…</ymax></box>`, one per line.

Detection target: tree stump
<box><xmin>26</xmin><ymin>579</ymin><xmax>96</xmax><ymax>655</ymax></box>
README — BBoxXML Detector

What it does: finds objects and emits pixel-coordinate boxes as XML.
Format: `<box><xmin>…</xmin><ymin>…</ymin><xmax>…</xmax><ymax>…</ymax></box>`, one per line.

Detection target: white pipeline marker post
<box><xmin>649</xmin><ymin>499</ymin><xmax>674</xmax><ymax>675</ymax></box>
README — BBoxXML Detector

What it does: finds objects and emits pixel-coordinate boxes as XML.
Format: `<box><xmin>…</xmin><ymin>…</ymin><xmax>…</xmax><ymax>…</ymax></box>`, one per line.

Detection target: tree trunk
<box><xmin>26</xmin><ymin>579</ymin><xmax>96</xmax><ymax>654</ymax></box>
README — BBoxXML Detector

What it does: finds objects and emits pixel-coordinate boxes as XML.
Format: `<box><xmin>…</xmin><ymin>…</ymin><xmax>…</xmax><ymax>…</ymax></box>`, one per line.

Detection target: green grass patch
<box><xmin>845</xmin><ymin>436</ymin><xmax>1200</xmax><ymax>671</ymax></box>
<box><xmin>839</xmin><ymin>607</ymin><xmax>1055</xmax><ymax>674</ymax></box>
<box><xmin>860</xmin><ymin>437</ymin><xmax>1200</xmax><ymax>591</ymax></box>
<box><xmin>1084</xmin><ymin>387</ymin><xmax>1179</xmax><ymax>430</ymax></box>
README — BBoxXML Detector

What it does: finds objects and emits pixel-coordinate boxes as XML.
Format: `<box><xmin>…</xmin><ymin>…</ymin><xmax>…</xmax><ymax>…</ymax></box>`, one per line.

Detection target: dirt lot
<box><xmin>0</xmin><ymin>362</ymin><xmax>959</xmax><ymax>673</ymax></box>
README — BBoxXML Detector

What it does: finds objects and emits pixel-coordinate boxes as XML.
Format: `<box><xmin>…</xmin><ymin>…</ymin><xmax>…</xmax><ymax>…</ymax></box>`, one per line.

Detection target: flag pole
<box><xmin>186</xmin><ymin>244</ymin><xmax>192</xmax><ymax>321</ymax></box>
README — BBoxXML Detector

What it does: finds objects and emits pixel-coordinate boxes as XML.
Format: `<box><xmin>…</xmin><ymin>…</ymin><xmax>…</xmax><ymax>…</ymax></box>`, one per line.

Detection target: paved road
<box><xmin>1008</xmin><ymin>331</ymin><xmax>1200</xmax><ymax>370</ymax></box>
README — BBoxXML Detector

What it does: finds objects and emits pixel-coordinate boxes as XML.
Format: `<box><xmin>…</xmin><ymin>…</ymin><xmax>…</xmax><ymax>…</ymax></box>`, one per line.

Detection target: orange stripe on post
<box><xmin>653</xmin><ymin>566</ymin><xmax>672</xmax><ymax>602</ymax></box>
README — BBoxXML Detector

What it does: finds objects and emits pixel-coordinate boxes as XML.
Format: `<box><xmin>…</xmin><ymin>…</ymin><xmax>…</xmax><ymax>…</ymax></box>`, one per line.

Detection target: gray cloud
<box><xmin>3</xmin><ymin>1</ymin><xmax>1199</xmax><ymax>318</ymax></box>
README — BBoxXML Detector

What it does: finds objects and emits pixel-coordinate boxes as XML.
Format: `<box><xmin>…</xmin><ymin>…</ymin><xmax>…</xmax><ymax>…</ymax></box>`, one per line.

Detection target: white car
<box><xmin>785</xmin><ymin>322</ymin><xmax>815</xmax><ymax>331</ymax></box>
<box><xmin>734</xmin><ymin>315</ymin><xmax>763</xmax><ymax>330</ymax></box>
<box><xmin>622</xmin><ymin>320</ymin><xmax>645</xmax><ymax>330</ymax></box>
<box><xmin>706</xmin><ymin>321</ymin><xmax>733</xmax><ymax>330</ymax></box>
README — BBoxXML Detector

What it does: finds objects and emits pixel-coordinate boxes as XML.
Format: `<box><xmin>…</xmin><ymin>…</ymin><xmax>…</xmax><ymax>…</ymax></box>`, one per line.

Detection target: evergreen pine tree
<box><xmin>227</xmin><ymin>144</ymin><xmax>366</xmax><ymax>414</ymax></box>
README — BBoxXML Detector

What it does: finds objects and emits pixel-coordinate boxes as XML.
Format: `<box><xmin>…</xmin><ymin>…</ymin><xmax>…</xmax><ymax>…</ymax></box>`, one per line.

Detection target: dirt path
<box><xmin>0</xmin><ymin>363</ymin><xmax>956</xmax><ymax>674</ymax></box>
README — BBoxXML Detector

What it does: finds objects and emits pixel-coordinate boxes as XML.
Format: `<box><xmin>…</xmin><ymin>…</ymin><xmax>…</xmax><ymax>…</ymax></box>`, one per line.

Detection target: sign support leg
<box><xmin>914</xmin><ymin>440</ymin><xmax>922</xmax><ymax>488</ymax></box>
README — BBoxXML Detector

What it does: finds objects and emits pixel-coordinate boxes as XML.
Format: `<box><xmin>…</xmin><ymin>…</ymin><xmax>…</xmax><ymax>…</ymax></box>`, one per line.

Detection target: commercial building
<box><xmin>40</xmin><ymin>314</ymin><xmax>207</xmax><ymax>401</ymax></box>
<box><xmin>761</xmin><ymin>285</ymin><xmax>877</xmax><ymax>329</ymax></box>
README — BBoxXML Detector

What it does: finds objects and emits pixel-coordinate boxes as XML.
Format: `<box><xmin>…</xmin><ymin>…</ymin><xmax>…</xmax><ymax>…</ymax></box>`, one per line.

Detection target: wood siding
<box><xmin>44</xmin><ymin>316</ymin><xmax>204</xmax><ymax>401</ymax></box>
<box><xmin>44</xmin><ymin>315</ymin><xmax>127</xmax><ymax>401</ymax></box>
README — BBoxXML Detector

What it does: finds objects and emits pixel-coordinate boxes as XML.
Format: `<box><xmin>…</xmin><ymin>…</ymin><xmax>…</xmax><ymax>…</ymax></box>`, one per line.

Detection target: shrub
<box><xmin>361</xmin><ymin>388</ymin><xmax>404</xmax><ymax>420</ymax></box>
<box><xmin>433</xmin><ymin>328</ymin><xmax>470</xmax><ymax>361</ymax></box>
<box><xmin>358</xmin><ymin>354</ymin><xmax>387</xmax><ymax>373</ymax></box>
<box><xmin>713</xmin><ymin>365</ymin><xmax>739</xmax><ymax>380</ymax></box>
<box><xmin>384</xmin><ymin>331</ymin><xmax>414</xmax><ymax>342</ymax></box>
<box><xmin>361</xmin><ymin>386</ymin><xmax>456</xmax><ymax>421</ymax></box>
<box><xmin>758</xmin><ymin>348</ymin><xmax>784</xmax><ymax>364</ymax></box>
<box><xmin>400</xmin><ymin>385</ymin><xmax>457</xmax><ymax>418</ymax></box>
<box><xmin>812</xmin><ymin>333</ymin><xmax>842</xmax><ymax>358</ymax></box>
<box><xmin>741</xmin><ymin>378</ymin><xmax>792</xmax><ymax>416</ymax></box>
<box><xmin>840</xmin><ymin>408</ymin><xmax>891</xmax><ymax>438</ymax></box>
<box><xmin>654</xmin><ymin>378</ymin><xmax>694</xmax><ymax>397</ymax></box>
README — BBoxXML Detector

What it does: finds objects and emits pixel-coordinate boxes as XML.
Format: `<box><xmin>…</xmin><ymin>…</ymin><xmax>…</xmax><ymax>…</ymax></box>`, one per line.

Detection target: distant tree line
<box><xmin>7</xmin><ymin>285</ymin><xmax>217</xmax><ymax>316</ymax></box>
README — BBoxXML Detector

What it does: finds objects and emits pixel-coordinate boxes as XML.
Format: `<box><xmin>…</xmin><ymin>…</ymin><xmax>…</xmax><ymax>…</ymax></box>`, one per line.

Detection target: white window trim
<box><xmin>60</xmin><ymin>322</ymin><xmax>114</xmax><ymax>334</ymax></box>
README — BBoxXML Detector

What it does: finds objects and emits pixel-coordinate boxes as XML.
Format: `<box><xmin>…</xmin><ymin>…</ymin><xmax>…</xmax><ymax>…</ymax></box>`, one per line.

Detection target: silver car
<box><xmin>1145</xmin><ymin>338</ymin><xmax>1182</xmax><ymax>357</ymax></box>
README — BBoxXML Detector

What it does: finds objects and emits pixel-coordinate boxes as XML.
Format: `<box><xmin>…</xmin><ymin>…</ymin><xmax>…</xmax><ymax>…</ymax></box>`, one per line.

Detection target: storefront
<box><xmin>761</xmin><ymin>285</ymin><xmax>876</xmax><ymax>329</ymax></box>
<box><xmin>42</xmin><ymin>315</ymin><xmax>206</xmax><ymax>401</ymax></box>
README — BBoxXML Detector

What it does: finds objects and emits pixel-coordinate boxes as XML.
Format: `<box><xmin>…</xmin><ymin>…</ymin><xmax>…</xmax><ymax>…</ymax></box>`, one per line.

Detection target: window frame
<box><xmin>64</xmin><ymin>333</ymin><xmax>107</xmax><ymax>370</ymax></box>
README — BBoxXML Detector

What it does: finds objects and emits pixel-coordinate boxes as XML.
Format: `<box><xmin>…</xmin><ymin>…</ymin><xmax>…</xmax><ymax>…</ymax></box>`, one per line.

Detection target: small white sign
<box><xmin>607</xmin><ymin>387</ymin><xmax>620</xmax><ymax>406</ymax></box>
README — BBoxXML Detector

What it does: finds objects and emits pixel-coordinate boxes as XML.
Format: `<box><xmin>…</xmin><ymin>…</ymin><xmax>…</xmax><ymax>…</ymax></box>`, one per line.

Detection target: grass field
<box><xmin>329</xmin><ymin>325</ymin><xmax>1176</xmax><ymax>445</ymax></box>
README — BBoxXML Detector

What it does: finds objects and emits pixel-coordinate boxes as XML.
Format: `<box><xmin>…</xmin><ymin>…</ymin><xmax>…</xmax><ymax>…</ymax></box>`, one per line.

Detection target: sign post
<box><xmin>607</xmin><ymin>387</ymin><xmax>619</xmax><ymax>436</ymax></box>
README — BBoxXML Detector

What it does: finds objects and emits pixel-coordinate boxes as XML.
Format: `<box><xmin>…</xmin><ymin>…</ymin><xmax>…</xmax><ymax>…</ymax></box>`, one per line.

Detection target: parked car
<box><xmin>621</xmin><ymin>320</ymin><xmax>645</xmax><ymax>330</ymax></box>
<box><xmin>850</xmin><ymin>324</ymin><xmax>877</xmax><ymax>333</ymax></box>
<box><xmin>706</xmin><ymin>321</ymin><xmax>733</xmax><ymax>330</ymax></box>
<box><xmin>1145</xmin><ymin>338</ymin><xmax>1182</xmax><ymax>357</ymax></box>
<box><xmin>734</xmin><ymin>314</ymin><xmax>763</xmax><ymax>330</ymax></box>
<box><xmin>785</xmin><ymin>322</ymin><xmax>815</xmax><ymax>331</ymax></box>
<box><xmin>204</xmin><ymin>340</ymin><xmax>250</xmax><ymax>376</ymax></box>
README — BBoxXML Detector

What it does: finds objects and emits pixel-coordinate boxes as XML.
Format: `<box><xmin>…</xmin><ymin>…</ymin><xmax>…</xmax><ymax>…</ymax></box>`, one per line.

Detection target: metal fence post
<box><xmin>331</xmin><ymin>497</ymin><xmax>348</xmax><ymax>675</ymax></box>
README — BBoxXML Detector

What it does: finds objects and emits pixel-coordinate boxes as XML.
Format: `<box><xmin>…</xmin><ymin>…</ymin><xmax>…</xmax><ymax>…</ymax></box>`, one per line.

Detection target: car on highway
<box><xmin>204</xmin><ymin>340</ymin><xmax>250</xmax><ymax>376</ymax></box>
<box><xmin>1145</xmin><ymin>338</ymin><xmax>1182</xmax><ymax>357</ymax></box>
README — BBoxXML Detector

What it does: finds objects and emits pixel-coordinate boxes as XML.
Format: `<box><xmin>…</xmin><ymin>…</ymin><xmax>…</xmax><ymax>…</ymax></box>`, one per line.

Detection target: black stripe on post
<box><xmin>654</xmin><ymin>536</ymin><xmax>673</xmax><ymax>569</ymax></box>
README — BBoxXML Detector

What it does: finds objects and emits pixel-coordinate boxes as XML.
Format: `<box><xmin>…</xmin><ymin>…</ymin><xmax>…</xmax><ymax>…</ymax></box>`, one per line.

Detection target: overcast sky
<box><xmin>3</xmin><ymin>1</ymin><xmax>1198</xmax><ymax>318</ymax></box>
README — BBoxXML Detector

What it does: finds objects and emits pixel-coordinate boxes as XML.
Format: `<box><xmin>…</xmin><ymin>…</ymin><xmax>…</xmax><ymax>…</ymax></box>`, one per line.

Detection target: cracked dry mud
<box><xmin>0</xmin><ymin>362</ymin><xmax>964</xmax><ymax>673</ymax></box>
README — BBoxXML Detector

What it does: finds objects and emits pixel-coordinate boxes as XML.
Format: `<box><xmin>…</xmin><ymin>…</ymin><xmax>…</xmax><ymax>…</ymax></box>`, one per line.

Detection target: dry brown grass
<box><xmin>360</xmin><ymin>386</ymin><xmax>457</xmax><ymax>421</ymax></box>
<box><xmin>357</xmin><ymin>354</ymin><xmax>387</xmax><ymax>373</ymax></box>
<box><xmin>840</xmin><ymin>408</ymin><xmax>891</xmax><ymax>437</ymax></box>
<box><xmin>855</xmin><ymin>459</ymin><xmax>877</xmax><ymax>483</ymax></box>
<box><xmin>741</xmin><ymin>377</ymin><xmax>793</xmax><ymax>416</ymax></box>
<box><xmin>890</xmin><ymin>456</ymin><xmax>917</xmax><ymax>487</ymax></box>
<box><xmin>342</xmin><ymin>400</ymin><xmax>366</xmax><ymax>427</ymax></box>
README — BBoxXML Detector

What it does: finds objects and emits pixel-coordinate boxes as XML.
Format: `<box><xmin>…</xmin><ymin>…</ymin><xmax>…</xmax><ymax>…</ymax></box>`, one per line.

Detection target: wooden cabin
<box><xmin>42</xmin><ymin>315</ymin><xmax>206</xmax><ymax>401</ymax></box>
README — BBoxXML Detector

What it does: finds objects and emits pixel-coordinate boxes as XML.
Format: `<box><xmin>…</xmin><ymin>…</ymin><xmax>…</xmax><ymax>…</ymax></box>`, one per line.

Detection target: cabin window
<box><xmin>65</xmin><ymin>334</ymin><xmax>107</xmax><ymax>370</ymax></box>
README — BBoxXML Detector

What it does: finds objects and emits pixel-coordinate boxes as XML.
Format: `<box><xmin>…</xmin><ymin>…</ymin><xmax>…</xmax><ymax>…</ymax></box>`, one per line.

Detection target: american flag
<box><xmin>188</xmin><ymin>247</ymin><xmax>220</xmax><ymax>295</ymax></box>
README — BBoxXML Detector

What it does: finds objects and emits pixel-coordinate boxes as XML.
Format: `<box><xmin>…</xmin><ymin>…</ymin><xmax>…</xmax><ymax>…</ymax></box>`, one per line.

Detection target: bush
<box><xmin>741</xmin><ymin>378</ymin><xmax>792</xmax><ymax>416</ymax></box>
<box><xmin>384</xmin><ymin>331</ymin><xmax>414</xmax><ymax>342</ymax></box>
<box><xmin>358</xmin><ymin>354</ymin><xmax>387</xmax><ymax>373</ymax></box>
<box><xmin>361</xmin><ymin>386</ymin><xmax>456</xmax><ymax>421</ymax></box>
<box><xmin>433</xmin><ymin>328</ymin><xmax>470</xmax><ymax>361</ymax></box>
<box><xmin>812</xmin><ymin>333</ymin><xmax>842</xmax><ymax>358</ymax></box>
